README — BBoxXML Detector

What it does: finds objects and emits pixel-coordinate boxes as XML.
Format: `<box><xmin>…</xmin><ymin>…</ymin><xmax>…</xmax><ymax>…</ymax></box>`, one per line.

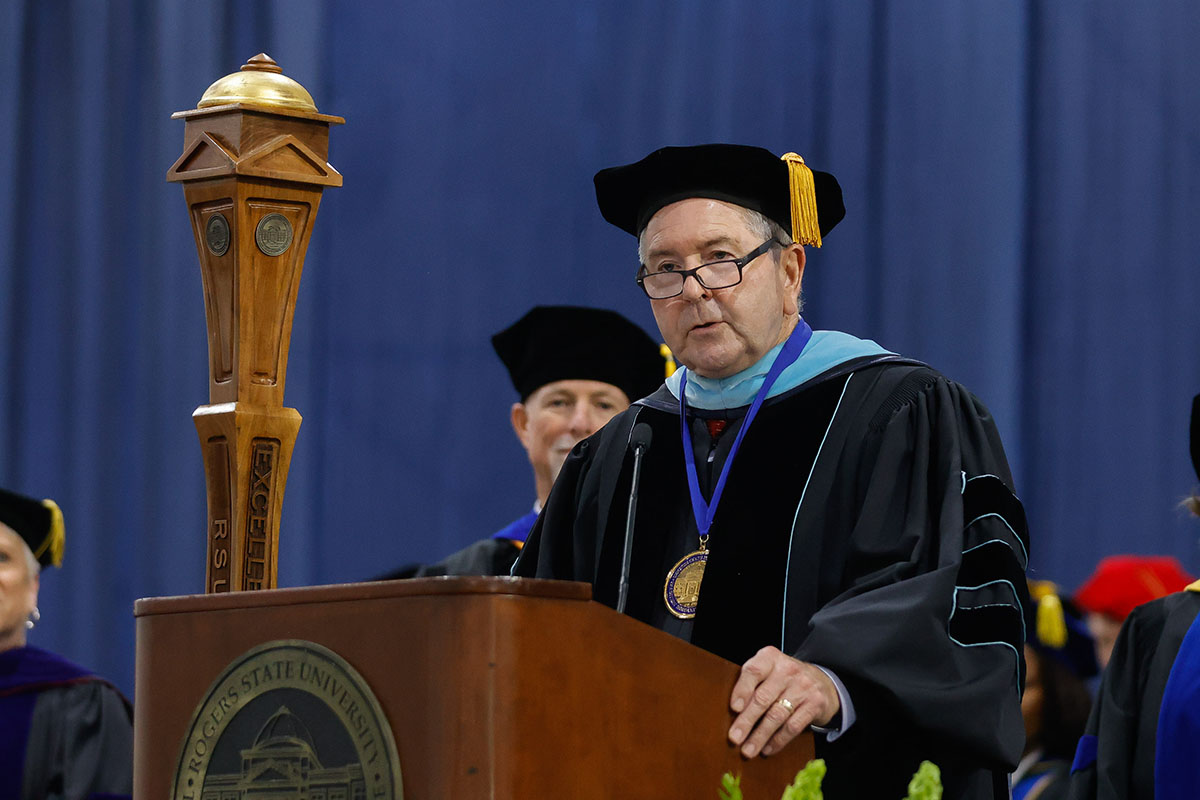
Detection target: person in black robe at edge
<box><xmin>0</xmin><ymin>487</ymin><xmax>133</xmax><ymax>800</ymax></box>
<box><xmin>1012</xmin><ymin>581</ymin><xmax>1096</xmax><ymax>800</ymax></box>
<box><xmin>1068</xmin><ymin>394</ymin><xmax>1200</xmax><ymax>800</ymax></box>
<box><xmin>378</xmin><ymin>306</ymin><xmax>668</xmax><ymax>578</ymax></box>
<box><xmin>513</xmin><ymin>144</ymin><xmax>1030</xmax><ymax>798</ymax></box>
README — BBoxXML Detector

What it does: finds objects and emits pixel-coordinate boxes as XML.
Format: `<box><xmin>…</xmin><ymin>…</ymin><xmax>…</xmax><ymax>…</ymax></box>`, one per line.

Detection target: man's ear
<box><xmin>782</xmin><ymin>244</ymin><xmax>806</xmax><ymax>315</ymax></box>
<box><xmin>511</xmin><ymin>402</ymin><xmax>531</xmax><ymax>449</ymax></box>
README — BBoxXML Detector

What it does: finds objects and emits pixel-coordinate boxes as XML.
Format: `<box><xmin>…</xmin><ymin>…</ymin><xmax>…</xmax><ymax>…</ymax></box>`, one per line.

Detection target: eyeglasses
<box><xmin>636</xmin><ymin>238</ymin><xmax>779</xmax><ymax>299</ymax></box>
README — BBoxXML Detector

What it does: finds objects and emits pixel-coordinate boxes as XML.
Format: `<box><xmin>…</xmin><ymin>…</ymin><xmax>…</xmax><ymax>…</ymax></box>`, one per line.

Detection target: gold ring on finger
<box><xmin>777</xmin><ymin>697</ymin><xmax>795</xmax><ymax>713</ymax></box>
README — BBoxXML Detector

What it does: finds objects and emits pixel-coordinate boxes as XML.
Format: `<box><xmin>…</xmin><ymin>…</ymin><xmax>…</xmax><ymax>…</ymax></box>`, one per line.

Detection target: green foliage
<box><xmin>717</xmin><ymin>758</ymin><xmax>942</xmax><ymax>800</ymax></box>
<box><xmin>780</xmin><ymin>758</ymin><xmax>826</xmax><ymax>800</ymax></box>
<box><xmin>718</xmin><ymin>772</ymin><xmax>743</xmax><ymax>800</ymax></box>
<box><xmin>904</xmin><ymin>761</ymin><xmax>943</xmax><ymax>800</ymax></box>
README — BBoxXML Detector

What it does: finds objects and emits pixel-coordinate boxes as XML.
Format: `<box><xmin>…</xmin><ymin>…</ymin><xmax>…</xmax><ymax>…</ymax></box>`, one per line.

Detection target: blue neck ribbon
<box><xmin>678</xmin><ymin>318</ymin><xmax>813</xmax><ymax>543</ymax></box>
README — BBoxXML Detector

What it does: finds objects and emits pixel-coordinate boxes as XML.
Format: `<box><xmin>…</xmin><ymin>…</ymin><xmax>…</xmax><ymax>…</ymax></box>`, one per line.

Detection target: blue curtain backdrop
<box><xmin>1</xmin><ymin>1</ymin><xmax>1198</xmax><ymax>695</ymax></box>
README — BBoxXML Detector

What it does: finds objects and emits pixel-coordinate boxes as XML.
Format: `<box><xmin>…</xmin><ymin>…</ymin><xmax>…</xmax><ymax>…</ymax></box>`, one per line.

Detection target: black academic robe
<box><xmin>1066</xmin><ymin>590</ymin><xmax>1200</xmax><ymax>800</ymax></box>
<box><xmin>376</xmin><ymin>510</ymin><xmax>535</xmax><ymax>579</ymax></box>
<box><xmin>515</xmin><ymin>358</ymin><xmax>1029</xmax><ymax>799</ymax></box>
<box><xmin>0</xmin><ymin>645</ymin><xmax>133</xmax><ymax>800</ymax></box>
<box><xmin>411</xmin><ymin>537</ymin><xmax>523</xmax><ymax>577</ymax></box>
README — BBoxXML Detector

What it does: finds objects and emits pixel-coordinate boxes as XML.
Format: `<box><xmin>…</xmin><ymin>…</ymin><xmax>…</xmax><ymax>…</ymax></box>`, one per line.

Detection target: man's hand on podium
<box><xmin>726</xmin><ymin>646</ymin><xmax>840</xmax><ymax>759</ymax></box>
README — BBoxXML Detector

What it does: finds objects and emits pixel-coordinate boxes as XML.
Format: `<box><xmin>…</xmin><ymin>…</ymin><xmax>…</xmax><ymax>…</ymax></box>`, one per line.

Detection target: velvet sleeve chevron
<box><xmin>952</xmin><ymin>473</ymin><xmax>1030</xmax><ymax>685</ymax></box>
<box><xmin>788</xmin><ymin>367</ymin><xmax>1030</xmax><ymax>792</ymax></box>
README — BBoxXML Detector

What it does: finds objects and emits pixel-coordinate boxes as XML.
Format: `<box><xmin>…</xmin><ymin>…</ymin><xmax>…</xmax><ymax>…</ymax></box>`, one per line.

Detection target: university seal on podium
<box><xmin>204</xmin><ymin>213</ymin><xmax>230</xmax><ymax>257</ymax></box>
<box><xmin>171</xmin><ymin>640</ymin><xmax>402</xmax><ymax>800</ymax></box>
<box><xmin>255</xmin><ymin>212</ymin><xmax>293</xmax><ymax>256</ymax></box>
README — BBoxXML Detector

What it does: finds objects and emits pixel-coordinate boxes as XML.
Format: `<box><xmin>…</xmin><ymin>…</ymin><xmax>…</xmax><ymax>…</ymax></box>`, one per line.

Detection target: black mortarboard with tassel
<box><xmin>0</xmin><ymin>487</ymin><xmax>64</xmax><ymax>568</ymax></box>
<box><xmin>593</xmin><ymin>143</ymin><xmax>844</xmax><ymax>247</ymax></box>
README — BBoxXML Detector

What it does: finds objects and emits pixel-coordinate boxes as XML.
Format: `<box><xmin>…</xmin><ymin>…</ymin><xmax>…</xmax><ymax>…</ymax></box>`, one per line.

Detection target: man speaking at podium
<box><xmin>514</xmin><ymin>144</ymin><xmax>1028</xmax><ymax>798</ymax></box>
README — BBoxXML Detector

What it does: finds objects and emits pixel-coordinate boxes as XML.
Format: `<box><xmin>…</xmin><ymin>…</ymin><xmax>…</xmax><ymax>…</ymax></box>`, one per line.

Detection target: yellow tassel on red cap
<box><xmin>781</xmin><ymin>153</ymin><xmax>822</xmax><ymax>248</ymax></box>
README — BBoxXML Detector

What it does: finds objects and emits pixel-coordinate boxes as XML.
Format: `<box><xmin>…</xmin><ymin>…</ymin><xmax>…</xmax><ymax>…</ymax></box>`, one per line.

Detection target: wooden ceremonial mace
<box><xmin>167</xmin><ymin>54</ymin><xmax>343</xmax><ymax>592</ymax></box>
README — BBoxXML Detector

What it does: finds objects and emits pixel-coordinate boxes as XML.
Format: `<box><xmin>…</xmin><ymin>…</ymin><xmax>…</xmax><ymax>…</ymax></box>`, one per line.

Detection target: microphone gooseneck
<box><xmin>617</xmin><ymin>423</ymin><xmax>653</xmax><ymax>614</ymax></box>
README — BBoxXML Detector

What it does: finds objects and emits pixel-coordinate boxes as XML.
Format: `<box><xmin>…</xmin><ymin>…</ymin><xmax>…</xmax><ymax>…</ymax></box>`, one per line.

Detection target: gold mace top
<box><xmin>198</xmin><ymin>53</ymin><xmax>318</xmax><ymax>112</ymax></box>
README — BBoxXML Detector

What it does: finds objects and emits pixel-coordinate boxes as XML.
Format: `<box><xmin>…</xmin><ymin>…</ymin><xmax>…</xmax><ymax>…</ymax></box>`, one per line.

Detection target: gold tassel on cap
<box><xmin>37</xmin><ymin>498</ymin><xmax>65</xmax><ymax>567</ymax></box>
<box><xmin>660</xmin><ymin>343</ymin><xmax>677</xmax><ymax>377</ymax></box>
<box><xmin>781</xmin><ymin>153</ymin><xmax>822</xmax><ymax>248</ymax></box>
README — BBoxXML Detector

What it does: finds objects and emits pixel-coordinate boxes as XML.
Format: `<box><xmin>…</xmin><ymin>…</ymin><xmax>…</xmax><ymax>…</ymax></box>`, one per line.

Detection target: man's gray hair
<box><xmin>637</xmin><ymin>204</ymin><xmax>793</xmax><ymax>264</ymax></box>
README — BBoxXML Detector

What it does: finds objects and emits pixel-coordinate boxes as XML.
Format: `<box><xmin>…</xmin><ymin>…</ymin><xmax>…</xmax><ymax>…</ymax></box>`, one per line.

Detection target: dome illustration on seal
<box><xmin>251</xmin><ymin>706</ymin><xmax>320</xmax><ymax>758</ymax></box>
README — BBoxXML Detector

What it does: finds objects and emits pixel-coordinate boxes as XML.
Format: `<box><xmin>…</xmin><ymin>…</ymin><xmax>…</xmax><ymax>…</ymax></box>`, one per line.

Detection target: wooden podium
<box><xmin>151</xmin><ymin>61</ymin><xmax>813</xmax><ymax>799</ymax></box>
<box><xmin>133</xmin><ymin>577</ymin><xmax>813</xmax><ymax>798</ymax></box>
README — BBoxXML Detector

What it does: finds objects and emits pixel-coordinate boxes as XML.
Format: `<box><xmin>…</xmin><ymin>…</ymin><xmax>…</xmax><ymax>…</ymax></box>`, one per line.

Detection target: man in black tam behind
<box><xmin>382</xmin><ymin>305</ymin><xmax>666</xmax><ymax>578</ymax></box>
<box><xmin>514</xmin><ymin>144</ymin><xmax>1029</xmax><ymax>798</ymax></box>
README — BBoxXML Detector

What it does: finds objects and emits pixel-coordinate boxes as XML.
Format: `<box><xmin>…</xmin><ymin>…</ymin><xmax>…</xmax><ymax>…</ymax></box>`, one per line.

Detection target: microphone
<box><xmin>617</xmin><ymin>423</ymin><xmax>653</xmax><ymax>614</ymax></box>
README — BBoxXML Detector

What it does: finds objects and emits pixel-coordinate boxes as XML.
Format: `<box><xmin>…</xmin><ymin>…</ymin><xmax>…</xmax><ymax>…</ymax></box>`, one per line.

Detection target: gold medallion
<box><xmin>664</xmin><ymin>549</ymin><xmax>708</xmax><ymax>619</ymax></box>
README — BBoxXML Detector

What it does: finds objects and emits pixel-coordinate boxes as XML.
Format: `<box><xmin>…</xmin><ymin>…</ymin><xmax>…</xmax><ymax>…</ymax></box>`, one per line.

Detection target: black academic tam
<box><xmin>593</xmin><ymin>143</ymin><xmax>845</xmax><ymax>239</ymax></box>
